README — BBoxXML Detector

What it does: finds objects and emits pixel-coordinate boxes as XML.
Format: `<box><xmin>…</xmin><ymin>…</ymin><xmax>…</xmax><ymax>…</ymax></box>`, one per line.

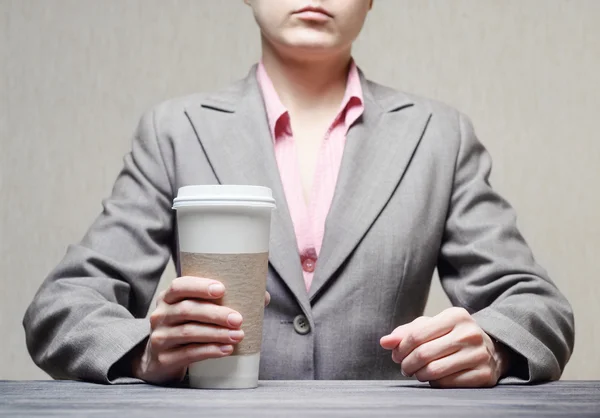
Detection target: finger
<box><xmin>413</xmin><ymin>346</ymin><xmax>490</xmax><ymax>383</ymax></box>
<box><xmin>430</xmin><ymin>366</ymin><xmax>497</xmax><ymax>389</ymax></box>
<box><xmin>157</xmin><ymin>300</ymin><xmax>243</xmax><ymax>329</ymax></box>
<box><xmin>156</xmin><ymin>343</ymin><xmax>234</xmax><ymax>372</ymax></box>
<box><xmin>156</xmin><ymin>290</ymin><xmax>167</xmax><ymax>307</ymax></box>
<box><xmin>380</xmin><ymin>317</ymin><xmax>430</xmax><ymax>349</ymax></box>
<box><xmin>150</xmin><ymin>323</ymin><xmax>245</xmax><ymax>351</ymax></box>
<box><xmin>380</xmin><ymin>334</ymin><xmax>400</xmax><ymax>350</ymax></box>
<box><xmin>394</xmin><ymin>312</ymin><xmax>460</xmax><ymax>361</ymax></box>
<box><xmin>397</xmin><ymin>331</ymin><xmax>462</xmax><ymax>376</ymax></box>
<box><xmin>162</xmin><ymin>277</ymin><xmax>225</xmax><ymax>304</ymax></box>
<box><xmin>265</xmin><ymin>291</ymin><xmax>271</xmax><ymax>307</ymax></box>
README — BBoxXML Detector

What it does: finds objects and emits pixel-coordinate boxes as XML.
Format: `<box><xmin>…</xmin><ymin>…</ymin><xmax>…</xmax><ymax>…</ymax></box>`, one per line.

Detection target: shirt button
<box><xmin>293</xmin><ymin>315</ymin><xmax>311</xmax><ymax>335</ymax></box>
<box><xmin>300</xmin><ymin>249</ymin><xmax>317</xmax><ymax>273</ymax></box>
<box><xmin>302</xmin><ymin>257</ymin><xmax>316</xmax><ymax>273</ymax></box>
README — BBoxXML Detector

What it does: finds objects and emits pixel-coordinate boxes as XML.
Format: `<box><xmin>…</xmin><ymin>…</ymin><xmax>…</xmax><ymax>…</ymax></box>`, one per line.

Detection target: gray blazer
<box><xmin>23</xmin><ymin>67</ymin><xmax>574</xmax><ymax>384</ymax></box>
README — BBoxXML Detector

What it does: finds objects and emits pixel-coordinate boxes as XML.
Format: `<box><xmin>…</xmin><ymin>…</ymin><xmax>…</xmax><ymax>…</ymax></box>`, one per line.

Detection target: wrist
<box><xmin>106</xmin><ymin>337</ymin><xmax>148</xmax><ymax>382</ymax></box>
<box><xmin>492</xmin><ymin>338</ymin><xmax>511</xmax><ymax>379</ymax></box>
<box><xmin>130</xmin><ymin>338</ymin><xmax>149</xmax><ymax>380</ymax></box>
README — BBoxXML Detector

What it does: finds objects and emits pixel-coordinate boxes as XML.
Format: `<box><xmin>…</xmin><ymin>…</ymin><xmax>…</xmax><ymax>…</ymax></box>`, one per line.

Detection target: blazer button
<box><xmin>293</xmin><ymin>315</ymin><xmax>311</xmax><ymax>335</ymax></box>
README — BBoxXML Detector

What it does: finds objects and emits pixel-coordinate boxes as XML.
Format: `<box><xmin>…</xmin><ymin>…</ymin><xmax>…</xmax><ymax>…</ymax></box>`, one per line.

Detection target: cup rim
<box><xmin>172</xmin><ymin>185</ymin><xmax>276</xmax><ymax>210</ymax></box>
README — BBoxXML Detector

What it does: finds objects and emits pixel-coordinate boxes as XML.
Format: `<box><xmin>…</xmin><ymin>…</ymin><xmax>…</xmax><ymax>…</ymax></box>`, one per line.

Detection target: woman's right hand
<box><xmin>132</xmin><ymin>276</ymin><xmax>270</xmax><ymax>384</ymax></box>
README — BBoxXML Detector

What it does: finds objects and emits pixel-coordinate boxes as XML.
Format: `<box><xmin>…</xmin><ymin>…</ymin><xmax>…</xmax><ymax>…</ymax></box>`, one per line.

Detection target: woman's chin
<box><xmin>280</xmin><ymin>30</ymin><xmax>341</xmax><ymax>50</ymax></box>
<box><xmin>280</xmin><ymin>40</ymin><xmax>345</xmax><ymax>59</ymax></box>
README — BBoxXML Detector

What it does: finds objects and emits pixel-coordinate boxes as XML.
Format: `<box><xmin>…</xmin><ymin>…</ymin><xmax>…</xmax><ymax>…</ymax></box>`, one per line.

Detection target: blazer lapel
<box><xmin>184</xmin><ymin>67</ymin><xmax>311</xmax><ymax>316</ymax></box>
<box><xmin>308</xmin><ymin>76</ymin><xmax>432</xmax><ymax>301</ymax></box>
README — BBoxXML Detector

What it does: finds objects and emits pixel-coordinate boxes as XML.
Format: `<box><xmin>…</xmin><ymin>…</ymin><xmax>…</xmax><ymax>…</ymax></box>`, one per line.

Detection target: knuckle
<box><xmin>470</xmin><ymin>330</ymin><xmax>485</xmax><ymax>345</ymax></box>
<box><xmin>155</xmin><ymin>352</ymin><xmax>168</xmax><ymax>366</ymax></box>
<box><xmin>413</xmin><ymin>348</ymin><xmax>428</xmax><ymax>363</ymax></box>
<box><xmin>149</xmin><ymin>331</ymin><xmax>166</xmax><ymax>348</ymax></box>
<box><xmin>403</xmin><ymin>332</ymin><xmax>416</xmax><ymax>348</ymax></box>
<box><xmin>457</xmin><ymin>329</ymin><xmax>484</xmax><ymax>346</ymax></box>
<box><xmin>180</xmin><ymin>324</ymin><xmax>195</xmax><ymax>339</ymax></box>
<box><xmin>425</xmin><ymin>363</ymin><xmax>443</xmax><ymax>380</ymax></box>
<box><xmin>456</xmin><ymin>328</ymin><xmax>471</xmax><ymax>342</ymax></box>
<box><xmin>457</xmin><ymin>332</ymin><xmax>474</xmax><ymax>346</ymax></box>
<box><xmin>192</xmin><ymin>302</ymin><xmax>224</xmax><ymax>325</ymax></box>
<box><xmin>168</xmin><ymin>279</ymin><xmax>183</xmax><ymax>296</ymax></box>
<box><xmin>176</xmin><ymin>300</ymin><xmax>193</xmax><ymax>319</ymax></box>
<box><xmin>448</xmin><ymin>307</ymin><xmax>470</xmax><ymax>319</ymax></box>
<box><xmin>149</xmin><ymin>310</ymin><xmax>164</xmax><ymax>328</ymax></box>
<box><xmin>475</xmin><ymin>347</ymin><xmax>491</xmax><ymax>364</ymax></box>
<box><xmin>409</xmin><ymin>332</ymin><xmax>424</xmax><ymax>349</ymax></box>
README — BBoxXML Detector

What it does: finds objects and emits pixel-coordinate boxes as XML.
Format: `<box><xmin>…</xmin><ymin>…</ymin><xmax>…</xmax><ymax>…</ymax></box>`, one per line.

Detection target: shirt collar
<box><xmin>256</xmin><ymin>59</ymin><xmax>364</xmax><ymax>141</ymax></box>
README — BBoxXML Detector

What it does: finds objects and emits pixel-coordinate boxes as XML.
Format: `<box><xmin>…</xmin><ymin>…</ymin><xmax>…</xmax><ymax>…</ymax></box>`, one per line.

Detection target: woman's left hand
<box><xmin>380</xmin><ymin>307</ymin><xmax>510</xmax><ymax>388</ymax></box>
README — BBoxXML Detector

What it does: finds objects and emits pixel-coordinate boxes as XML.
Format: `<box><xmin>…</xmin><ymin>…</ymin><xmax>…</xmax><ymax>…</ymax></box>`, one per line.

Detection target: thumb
<box><xmin>380</xmin><ymin>333</ymin><xmax>402</xmax><ymax>350</ymax></box>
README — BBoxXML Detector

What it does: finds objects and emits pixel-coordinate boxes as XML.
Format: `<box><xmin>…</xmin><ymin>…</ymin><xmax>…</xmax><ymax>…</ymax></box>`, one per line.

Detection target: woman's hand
<box><xmin>380</xmin><ymin>307</ymin><xmax>510</xmax><ymax>388</ymax></box>
<box><xmin>132</xmin><ymin>276</ymin><xmax>270</xmax><ymax>384</ymax></box>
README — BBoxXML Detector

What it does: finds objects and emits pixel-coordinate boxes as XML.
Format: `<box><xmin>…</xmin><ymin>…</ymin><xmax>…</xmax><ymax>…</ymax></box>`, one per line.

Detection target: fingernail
<box><xmin>208</xmin><ymin>283</ymin><xmax>225</xmax><ymax>296</ymax></box>
<box><xmin>401</xmin><ymin>369</ymin><xmax>408</xmax><ymax>377</ymax></box>
<box><xmin>228</xmin><ymin>312</ymin><xmax>243</xmax><ymax>327</ymax></box>
<box><xmin>219</xmin><ymin>345</ymin><xmax>233</xmax><ymax>354</ymax></box>
<box><xmin>229</xmin><ymin>330</ymin><xmax>244</xmax><ymax>341</ymax></box>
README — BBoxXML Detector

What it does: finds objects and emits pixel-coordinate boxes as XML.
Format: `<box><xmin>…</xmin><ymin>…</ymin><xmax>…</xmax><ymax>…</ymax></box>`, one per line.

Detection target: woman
<box><xmin>24</xmin><ymin>0</ymin><xmax>574</xmax><ymax>388</ymax></box>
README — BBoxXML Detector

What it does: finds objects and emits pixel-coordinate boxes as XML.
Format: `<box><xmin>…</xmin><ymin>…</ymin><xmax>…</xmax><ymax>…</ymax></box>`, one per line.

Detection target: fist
<box><xmin>380</xmin><ymin>307</ymin><xmax>509</xmax><ymax>388</ymax></box>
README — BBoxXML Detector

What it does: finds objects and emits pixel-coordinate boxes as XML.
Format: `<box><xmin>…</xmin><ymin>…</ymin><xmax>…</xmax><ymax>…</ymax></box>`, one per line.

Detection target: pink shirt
<box><xmin>257</xmin><ymin>61</ymin><xmax>365</xmax><ymax>290</ymax></box>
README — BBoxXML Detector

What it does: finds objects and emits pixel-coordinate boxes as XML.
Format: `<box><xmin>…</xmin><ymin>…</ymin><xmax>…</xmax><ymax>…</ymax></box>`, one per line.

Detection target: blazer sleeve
<box><xmin>23</xmin><ymin>108</ymin><xmax>174</xmax><ymax>384</ymax></box>
<box><xmin>437</xmin><ymin>112</ymin><xmax>575</xmax><ymax>383</ymax></box>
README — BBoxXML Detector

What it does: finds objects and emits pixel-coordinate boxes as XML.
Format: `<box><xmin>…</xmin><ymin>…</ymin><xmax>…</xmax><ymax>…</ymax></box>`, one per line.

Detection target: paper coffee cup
<box><xmin>172</xmin><ymin>185</ymin><xmax>276</xmax><ymax>389</ymax></box>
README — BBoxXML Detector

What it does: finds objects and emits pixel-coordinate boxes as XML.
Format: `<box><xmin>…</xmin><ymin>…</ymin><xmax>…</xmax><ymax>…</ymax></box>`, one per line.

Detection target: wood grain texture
<box><xmin>1</xmin><ymin>380</ymin><xmax>599</xmax><ymax>417</ymax></box>
<box><xmin>1</xmin><ymin>0</ymin><xmax>598</xmax><ymax>380</ymax></box>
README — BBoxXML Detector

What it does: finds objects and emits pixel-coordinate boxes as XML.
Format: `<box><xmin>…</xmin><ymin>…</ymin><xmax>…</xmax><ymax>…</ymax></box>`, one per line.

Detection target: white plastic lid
<box><xmin>172</xmin><ymin>185</ymin><xmax>276</xmax><ymax>209</ymax></box>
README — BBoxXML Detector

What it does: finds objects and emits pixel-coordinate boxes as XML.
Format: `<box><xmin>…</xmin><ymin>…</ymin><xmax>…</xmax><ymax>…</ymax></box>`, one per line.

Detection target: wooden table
<box><xmin>1</xmin><ymin>380</ymin><xmax>599</xmax><ymax>417</ymax></box>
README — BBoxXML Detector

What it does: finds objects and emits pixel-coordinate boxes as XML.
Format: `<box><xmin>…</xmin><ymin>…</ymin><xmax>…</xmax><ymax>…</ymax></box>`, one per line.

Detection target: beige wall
<box><xmin>1</xmin><ymin>0</ymin><xmax>598</xmax><ymax>380</ymax></box>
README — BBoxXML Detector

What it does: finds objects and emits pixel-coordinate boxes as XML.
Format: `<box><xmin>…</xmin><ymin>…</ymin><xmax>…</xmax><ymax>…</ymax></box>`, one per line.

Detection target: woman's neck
<box><xmin>261</xmin><ymin>38</ymin><xmax>352</xmax><ymax>113</ymax></box>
